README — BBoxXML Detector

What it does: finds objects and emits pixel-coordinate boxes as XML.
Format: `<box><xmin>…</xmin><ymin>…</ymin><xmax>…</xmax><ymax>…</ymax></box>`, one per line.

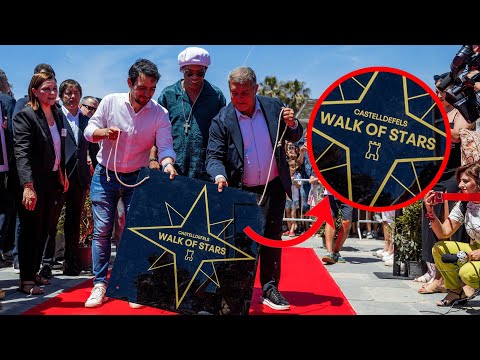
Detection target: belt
<box><xmin>99</xmin><ymin>164</ymin><xmax>140</xmax><ymax>176</ymax></box>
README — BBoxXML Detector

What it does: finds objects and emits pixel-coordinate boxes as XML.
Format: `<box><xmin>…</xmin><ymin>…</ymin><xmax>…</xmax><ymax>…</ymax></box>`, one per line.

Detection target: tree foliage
<box><xmin>258</xmin><ymin>76</ymin><xmax>311</xmax><ymax>116</ymax></box>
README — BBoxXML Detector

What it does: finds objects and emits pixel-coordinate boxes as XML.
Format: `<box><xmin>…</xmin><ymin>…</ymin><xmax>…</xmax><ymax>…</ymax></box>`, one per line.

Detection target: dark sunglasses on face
<box><xmin>82</xmin><ymin>104</ymin><xmax>97</xmax><ymax>111</ymax></box>
<box><xmin>183</xmin><ymin>69</ymin><xmax>206</xmax><ymax>78</ymax></box>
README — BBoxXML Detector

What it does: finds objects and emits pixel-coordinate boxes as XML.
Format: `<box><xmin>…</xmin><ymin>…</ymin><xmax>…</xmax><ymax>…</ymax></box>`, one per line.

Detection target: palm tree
<box><xmin>258</xmin><ymin>76</ymin><xmax>285</xmax><ymax>99</ymax></box>
<box><xmin>284</xmin><ymin>79</ymin><xmax>311</xmax><ymax>116</ymax></box>
<box><xmin>258</xmin><ymin>76</ymin><xmax>311</xmax><ymax>116</ymax></box>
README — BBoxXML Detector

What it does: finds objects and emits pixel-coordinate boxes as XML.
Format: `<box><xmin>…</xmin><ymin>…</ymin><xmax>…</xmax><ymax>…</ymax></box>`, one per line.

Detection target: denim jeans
<box><xmin>90</xmin><ymin>165</ymin><xmax>139</xmax><ymax>286</ymax></box>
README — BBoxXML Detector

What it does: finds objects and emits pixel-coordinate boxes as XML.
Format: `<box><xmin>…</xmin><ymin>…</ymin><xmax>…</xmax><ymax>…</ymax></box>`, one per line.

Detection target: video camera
<box><xmin>437</xmin><ymin>45</ymin><xmax>480</xmax><ymax>124</ymax></box>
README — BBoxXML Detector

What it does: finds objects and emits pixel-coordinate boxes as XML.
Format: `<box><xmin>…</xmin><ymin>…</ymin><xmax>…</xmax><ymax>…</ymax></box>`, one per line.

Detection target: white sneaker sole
<box><xmin>85</xmin><ymin>296</ymin><xmax>109</xmax><ymax>308</ymax></box>
<box><xmin>128</xmin><ymin>302</ymin><xmax>144</xmax><ymax>309</ymax></box>
<box><xmin>260</xmin><ymin>297</ymin><xmax>290</xmax><ymax>311</ymax></box>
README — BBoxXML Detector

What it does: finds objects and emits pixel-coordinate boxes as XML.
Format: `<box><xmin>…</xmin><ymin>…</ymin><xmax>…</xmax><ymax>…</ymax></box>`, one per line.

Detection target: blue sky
<box><xmin>0</xmin><ymin>45</ymin><xmax>462</xmax><ymax>102</ymax></box>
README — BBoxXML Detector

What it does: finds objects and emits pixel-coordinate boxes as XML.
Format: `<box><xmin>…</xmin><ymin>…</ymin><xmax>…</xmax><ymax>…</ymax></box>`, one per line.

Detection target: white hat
<box><xmin>178</xmin><ymin>47</ymin><xmax>211</xmax><ymax>70</ymax></box>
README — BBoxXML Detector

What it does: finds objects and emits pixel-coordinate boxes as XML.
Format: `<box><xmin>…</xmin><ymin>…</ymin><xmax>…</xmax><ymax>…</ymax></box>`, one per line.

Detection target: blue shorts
<box><xmin>285</xmin><ymin>199</ymin><xmax>299</xmax><ymax>210</ymax></box>
<box><xmin>327</xmin><ymin>195</ymin><xmax>358</xmax><ymax>221</ymax></box>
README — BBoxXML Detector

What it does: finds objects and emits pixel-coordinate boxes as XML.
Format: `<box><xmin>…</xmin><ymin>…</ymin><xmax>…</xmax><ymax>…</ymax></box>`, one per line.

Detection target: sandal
<box><xmin>17</xmin><ymin>281</ymin><xmax>45</xmax><ymax>295</ymax></box>
<box><xmin>436</xmin><ymin>289</ymin><xmax>468</xmax><ymax>307</ymax></box>
<box><xmin>418</xmin><ymin>280</ymin><xmax>446</xmax><ymax>294</ymax></box>
<box><xmin>35</xmin><ymin>274</ymin><xmax>50</xmax><ymax>286</ymax></box>
<box><xmin>414</xmin><ymin>274</ymin><xmax>432</xmax><ymax>283</ymax></box>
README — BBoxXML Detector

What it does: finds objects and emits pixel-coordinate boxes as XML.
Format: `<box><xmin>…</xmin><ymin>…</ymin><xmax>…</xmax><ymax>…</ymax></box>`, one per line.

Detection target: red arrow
<box><xmin>243</xmin><ymin>196</ymin><xmax>335</xmax><ymax>248</ymax></box>
<box><xmin>443</xmin><ymin>193</ymin><xmax>480</xmax><ymax>201</ymax></box>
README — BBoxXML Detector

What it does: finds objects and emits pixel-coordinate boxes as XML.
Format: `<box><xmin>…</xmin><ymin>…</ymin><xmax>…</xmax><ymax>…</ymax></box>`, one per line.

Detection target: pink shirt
<box><xmin>84</xmin><ymin>93</ymin><xmax>176</xmax><ymax>173</ymax></box>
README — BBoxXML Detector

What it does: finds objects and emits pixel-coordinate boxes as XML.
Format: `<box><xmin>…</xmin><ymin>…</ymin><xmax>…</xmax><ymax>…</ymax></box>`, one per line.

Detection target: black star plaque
<box><xmin>106</xmin><ymin>169</ymin><xmax>264</xmax><ymax>315</ymax></box>
<box><xmin>310</xmin><ymin>68</ymin><xmax>449</xmax><ymax>210</ymax></box>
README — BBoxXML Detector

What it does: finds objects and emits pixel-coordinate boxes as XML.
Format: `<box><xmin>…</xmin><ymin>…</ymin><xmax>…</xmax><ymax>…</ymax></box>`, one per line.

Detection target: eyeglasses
<box><xmin>183</xmin><ymin>69</ymin><xmax>206</xmax><ymax>78</ymax></box>
<box><xmin>82</xmin><ymin>104</ymin><xmax>97</xmax><ymax>111</ymax></box>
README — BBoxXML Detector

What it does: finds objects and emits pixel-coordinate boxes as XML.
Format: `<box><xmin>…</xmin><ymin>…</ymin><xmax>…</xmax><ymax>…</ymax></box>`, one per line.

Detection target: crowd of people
<box><xmin>0</xmin><ymin>47</ymin><xmax>302</xmax><ymax>312</ymax></box>
<box><xmin>2</xmin><ymin>45</ymin><xmax>480</xmax><ymax>313</ymax></box>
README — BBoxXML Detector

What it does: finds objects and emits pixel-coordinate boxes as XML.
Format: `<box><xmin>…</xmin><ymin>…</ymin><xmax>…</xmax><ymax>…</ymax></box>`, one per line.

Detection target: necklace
<box><xmin>181</xmin><ymin>82</ymin><xmax>204</xmax><ymax>134</ymax></box>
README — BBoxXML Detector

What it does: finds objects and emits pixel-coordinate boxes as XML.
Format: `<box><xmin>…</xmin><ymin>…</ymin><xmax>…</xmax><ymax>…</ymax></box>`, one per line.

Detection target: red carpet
<box><xmin>23</xmin><ymin>247</ymin><xmax>355</xmax><ymax>315</ymax></box>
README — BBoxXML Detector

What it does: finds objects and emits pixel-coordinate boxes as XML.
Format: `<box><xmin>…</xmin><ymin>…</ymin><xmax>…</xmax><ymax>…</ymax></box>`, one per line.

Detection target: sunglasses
<box><xmin>183</xmin><ymin>69</ymin><xmax>206</xmax><ymax>78</ymax></box>
<box><xmin>82</xmin><ymin>104</ymin><xmax>97</xmax><ymax>111</ymax></box>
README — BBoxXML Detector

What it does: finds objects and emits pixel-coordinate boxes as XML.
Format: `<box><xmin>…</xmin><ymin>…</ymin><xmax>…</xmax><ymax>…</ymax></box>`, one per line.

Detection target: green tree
<box><xmin>284</xmin><ymin>79</ymin><xmax>311</xmax><ymax>116</ymax></box>
<box><xmin>258</xmin><ymin>76</ymin><xmax>285</xmax><ymax>99</ymax></box>
<box><xmin>258</xmin><ymin>76</ymin><xmax>311</xmax><ymax>116</ymax></box>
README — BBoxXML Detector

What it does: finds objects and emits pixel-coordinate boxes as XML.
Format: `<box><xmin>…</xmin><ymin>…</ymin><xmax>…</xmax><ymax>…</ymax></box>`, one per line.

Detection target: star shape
<box><xmin>312</xmin><ymin>70</ymin><xmax>447</xmax><ymax>207</ymax></box>
<box><xmin>128</xmin><ymin>185</ymin><xmax>255</xmax><ymax>309</ymax></box>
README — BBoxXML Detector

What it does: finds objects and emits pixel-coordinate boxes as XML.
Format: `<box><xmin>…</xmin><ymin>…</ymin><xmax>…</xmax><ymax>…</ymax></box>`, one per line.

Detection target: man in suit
<box><xmin>43</xmin><ymin>79</ymin><xmax>99</xmax><ymax>276</ymax></box>
<box><xmin>206</xmin><ymin>66</ymin><xmax>303</xmax><ymax>311</ymax></box>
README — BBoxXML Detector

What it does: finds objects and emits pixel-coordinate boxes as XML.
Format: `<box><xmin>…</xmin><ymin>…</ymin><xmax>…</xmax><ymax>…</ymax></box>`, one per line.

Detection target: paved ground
<box><xmin>1</xmin><ymin>235</ymin><xmax>479</xmax><ymax>315</ymax></box>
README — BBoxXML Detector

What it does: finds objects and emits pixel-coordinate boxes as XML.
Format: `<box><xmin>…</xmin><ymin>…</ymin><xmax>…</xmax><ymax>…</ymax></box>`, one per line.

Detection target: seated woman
<box><xmin>423</xmin><ymin>161</ymin><xmax>480</xmax><ymax>306</ymax></box>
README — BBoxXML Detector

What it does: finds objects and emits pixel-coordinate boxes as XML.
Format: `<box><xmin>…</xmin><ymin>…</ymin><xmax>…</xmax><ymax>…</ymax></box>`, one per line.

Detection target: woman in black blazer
<box><xmin>13</xmin><ymin>72</ymin><xmax>68</xmax><ymax>295</ymax></box>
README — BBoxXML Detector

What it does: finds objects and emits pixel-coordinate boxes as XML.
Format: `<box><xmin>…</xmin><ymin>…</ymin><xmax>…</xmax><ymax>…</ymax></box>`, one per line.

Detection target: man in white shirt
<box><xmin>83</xmin><ymin>59</ymin><xmax>176</xmax><ymax>308</ymax></box>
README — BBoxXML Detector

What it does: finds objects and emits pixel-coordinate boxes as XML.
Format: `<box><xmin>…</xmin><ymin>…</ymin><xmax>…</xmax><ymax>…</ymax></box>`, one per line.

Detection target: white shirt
<box><xmin>236</xmin><ymin>99</ymin><xmax>279</xmax><ymax>187</ymax></box>
<box><xmin>449</xmin><ymin>201</ymin><xmax>480</xmax><ymax>242</ymax></box>
<box><xmin>84</xmin><ymin>93</ymin><xmax>176</xmax><ymax>173</ymax></box>
<box><xmin>49</xmin><ymin>122</ymin><xmax>61</xmax><ymax>171</ymax></box>
<box><xmin>62</xmin><ymin>106</ymin><xmax>80</xmax><ymax>144</ymax></box>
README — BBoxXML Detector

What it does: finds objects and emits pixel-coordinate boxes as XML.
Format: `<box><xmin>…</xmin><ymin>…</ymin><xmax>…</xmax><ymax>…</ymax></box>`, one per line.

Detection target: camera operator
<box><xmin>439</xmin><ymin>45</ymin><xmax>480</xmax><ymax>124</ymax></box>
<box><xmin>417</xmin><ymin>73</ymin><xmax>472</xmax><ymax>293</ymax></box>
<box><xmin>423</xmin><ymin>162</ymin><xmax>480</xmax><ymax>306</ymax></box>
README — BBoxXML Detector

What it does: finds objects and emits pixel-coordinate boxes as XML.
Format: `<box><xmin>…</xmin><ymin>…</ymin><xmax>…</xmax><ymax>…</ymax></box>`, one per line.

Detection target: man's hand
<box><xmin>281</xmin><ymin>107</ymin><xmax>296</xmax><ymax>127</ymax></box>
<box><xmin>64</xmin><ymin>176</ymin><xmax>69</xmax><ymax>193</ymax></box>
<box><xmin>216</xmin><ymin>176</ymin><xmax>228</xmax><ymax>192</ymax></box>
<box><xmin>149</xmin><ymin>160</ymin><xmax>160</xmax><ymax>170</ymax></box>
<box><xmin>163</xmin><ymin>163</ymin><xmax>177</xmax><ymax>180</ymax></box>
<box><xmin>105</xmin><ymin>126</ymin><xmax>121</xmax><ymax>140</ymax></box>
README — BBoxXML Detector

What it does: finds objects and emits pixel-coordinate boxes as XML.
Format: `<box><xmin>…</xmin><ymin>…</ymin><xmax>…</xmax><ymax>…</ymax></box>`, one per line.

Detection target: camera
<box><xmin>441</xmin><ymin>251</ymin><xmax>469</xmax><ymax>266</ymax></box>
<box><xmin>437</xmin><ymin>45</ymin><xmax>480</xmax><ymax>124</ymax></box>
<box><xmin>433</xmin><ymin>191</ymin><xmax>444</xmax><ymax>204</ymax></box>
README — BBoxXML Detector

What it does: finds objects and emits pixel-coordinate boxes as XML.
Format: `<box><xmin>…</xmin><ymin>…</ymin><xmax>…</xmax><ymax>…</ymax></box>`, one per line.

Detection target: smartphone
<box><xmin>433</xmin><ymin>191</ymin><xmax>444</xmax><ymax>204</ymax></box>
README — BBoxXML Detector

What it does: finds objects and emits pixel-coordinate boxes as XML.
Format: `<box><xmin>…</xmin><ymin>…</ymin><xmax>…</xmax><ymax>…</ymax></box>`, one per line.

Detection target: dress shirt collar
<box><xmin>235</xmin><ymin>97</ymin><xmax>261</xmax><ymax>120</ymax></box>
<box><xmin>123</xmin><ymin>92</ymin><xmax>155</xmax><ymax>111</ymax></box>
<box><xmin>61</xmin><ymin>105</ymin><xmax>81</xmax><ymax>119</ymax></box>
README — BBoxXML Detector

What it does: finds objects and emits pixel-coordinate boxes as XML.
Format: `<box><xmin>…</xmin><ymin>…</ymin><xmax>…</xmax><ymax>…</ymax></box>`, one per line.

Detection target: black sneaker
<box><xmin>260</xmin><ymin>286</ymin><xmax>290</xmax><ymax>311</ymax></box>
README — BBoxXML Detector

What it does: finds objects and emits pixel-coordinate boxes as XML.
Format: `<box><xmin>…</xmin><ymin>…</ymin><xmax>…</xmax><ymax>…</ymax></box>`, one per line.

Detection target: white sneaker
<box><xmin>382</xmin><ymin>253</ymin><xmax>394</xmax><ymax>262</ymax></box>
<box><xmin>85</xmin><ymin>283</ymin><xmax>108</xmax><ymax>308</ymax></box>
<box><xmin>129</xmin><ymin>302</ymin><xmax>144</xmax><ymax>309</ymax></box>
<box><xmin>384</xmin><ymin>258</ymin><xmax>393</xmax><ymax>266</ymax></box>
<box><xmin>366</xmin><ymin>232</ymin><xmax>373</xmax><ymax>239</ymax></box>
<box><xmin>374</xmin><ymin>249</ymin><xmax>386</xmax><ymax>257</ymax></box>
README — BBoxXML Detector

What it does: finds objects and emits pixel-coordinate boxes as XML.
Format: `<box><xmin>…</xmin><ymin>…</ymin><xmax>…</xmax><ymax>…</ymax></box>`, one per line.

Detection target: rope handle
<box><xmin>105</xmin><ymin>128</ymin><xmax>150</xmax><ymax>187</ymax></box>
<box><xmin>257</xmin><ymin>108</ymin><xmax>288</xmax><ymax>206</ymax></box>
